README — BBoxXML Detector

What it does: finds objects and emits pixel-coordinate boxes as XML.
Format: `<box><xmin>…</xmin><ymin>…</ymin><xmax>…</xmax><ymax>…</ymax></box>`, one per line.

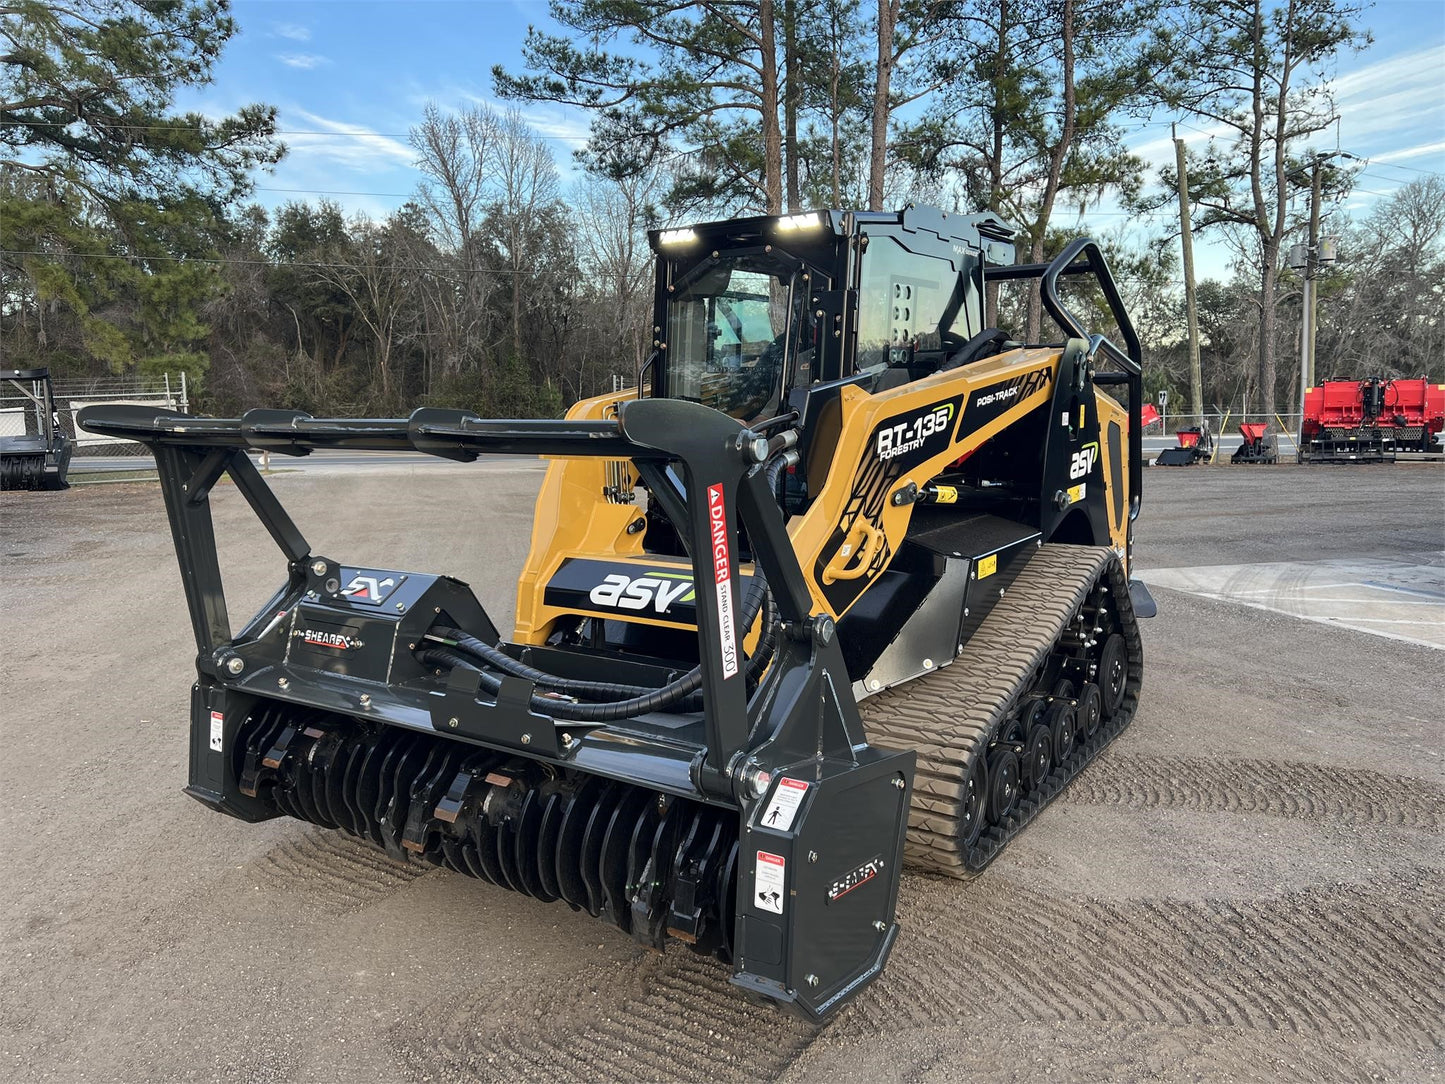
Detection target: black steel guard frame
<box><xmin>77</xmin><ymin>398</ymin><xmax>828</xmax><ymax>800</ymax></box>
<box><xmin>989</xmin><ymin>239</ymin><xmax>1145</xmax><ymax>523</ymax></box>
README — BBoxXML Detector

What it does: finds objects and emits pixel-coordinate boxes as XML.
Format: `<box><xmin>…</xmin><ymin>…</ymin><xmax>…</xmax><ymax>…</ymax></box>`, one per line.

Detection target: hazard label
<box><xmin>761</xmin><ymin>777</ymin><xmax>808</xmax><ymax>832</ymax></box>
<box><xmin>754</xmin><ymin>851</ymin><xmax>785</xmax><ymax>914</ymax></box>
<box><xmin>208</xmin><ymin>710</ymin><xmax>224</xmax><ymax>752</ymax></box>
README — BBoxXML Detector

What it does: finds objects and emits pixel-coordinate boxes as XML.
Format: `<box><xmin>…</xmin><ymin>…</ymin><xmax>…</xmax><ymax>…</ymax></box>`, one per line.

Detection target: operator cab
<box><xmin>646</xmin><ymin>206</ymin><xmax>1017</xmax><ymax>424</ymax></box>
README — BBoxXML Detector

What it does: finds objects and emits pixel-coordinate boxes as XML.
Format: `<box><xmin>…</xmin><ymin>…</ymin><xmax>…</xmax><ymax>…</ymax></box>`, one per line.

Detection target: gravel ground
<box><xmin>1</xmin><ymin>461</ymin><xmax>1441</xmax><ymax>1083</ymax></box>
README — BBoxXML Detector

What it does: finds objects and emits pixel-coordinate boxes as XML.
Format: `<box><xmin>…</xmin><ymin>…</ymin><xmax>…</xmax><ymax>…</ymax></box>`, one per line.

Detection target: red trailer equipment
<box><xmin>1155</xmin><ymin>424</ymin><xmax>1213</xmax><ymax>466</ymax></box>
<box><xmin>1300</xmin><ymin>378</ymin><xmax>1445</xmax><ymax>462</ymax></box>
<box><xmin>1231</xmin><ymin>423</ymin><xmax>1277</xmax><ymax>464</ymax></box>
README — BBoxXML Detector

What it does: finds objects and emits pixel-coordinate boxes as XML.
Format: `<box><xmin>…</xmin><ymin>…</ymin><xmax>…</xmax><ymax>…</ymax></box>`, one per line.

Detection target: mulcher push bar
<box><xmin>79</xmin><ymin>398</ymin><xmax>837</xmax><ymax>799</ymax></box>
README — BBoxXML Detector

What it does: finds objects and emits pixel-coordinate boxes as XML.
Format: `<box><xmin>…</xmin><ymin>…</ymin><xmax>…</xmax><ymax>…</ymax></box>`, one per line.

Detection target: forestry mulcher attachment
<box><xmin>80</xmin><ymin>206</ymin><xmax>1150</xmax><ymax>1021</ymax></box>
<box><xmin>1</xmin><ymin>368</ymin><xmax>72</xmax><ymax>490</ymax></box>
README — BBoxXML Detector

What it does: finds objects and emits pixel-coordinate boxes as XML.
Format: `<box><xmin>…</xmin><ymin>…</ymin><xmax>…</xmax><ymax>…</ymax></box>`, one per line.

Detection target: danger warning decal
<box><xmin>209</xmin><ymin>710</ymin><xmax>224</xmax><ymax>753</ymax></box>
<box><xmin>755</xmin><ymin>851</ymin><xmax>785</xmax><ymax>914</ymax></box>
<box><xmin>761</xmin><ymin>777</ymin><xmax>809</xmax><ymax>831</ymax></box>
<box><xmin>707</xmin><ymin>484</ymin><xmax>740</xmax><ymax>678</ymax></box>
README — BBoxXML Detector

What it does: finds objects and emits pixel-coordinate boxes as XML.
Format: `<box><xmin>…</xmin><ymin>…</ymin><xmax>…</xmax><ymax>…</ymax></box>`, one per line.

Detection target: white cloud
<box><xmin>453</xmin><ymin>90</ymin><xmax>593</xmax><ymax>147</ymax></box>
<box><xmin>272</xmin><ymin>23</ymin><xmax>311</xmax><ymax>41</ymax></box>
<box><xmin>1371</xmin><ymin>140</ymin><xmax>1445</xmax><ymax>164</ymax></box>
<box><xmin>282</xmin><ymin>107</ymin><xmax>417</xmax><ymax>172</ymax></box>
<box><xmin>1333</xmin><ymin>44</ymin><xmax>1445</xmax><ymax>153</ymax></box>
<box><xmin>276</xmin><ymin>53</ymin><xmax>332</xmax><ymax>71</ymax></box>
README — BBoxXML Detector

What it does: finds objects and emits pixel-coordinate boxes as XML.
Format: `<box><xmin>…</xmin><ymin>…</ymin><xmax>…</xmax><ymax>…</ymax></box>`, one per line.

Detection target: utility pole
<box><xmin>1305</xmin><ymin>160</ymin><xmax>1324</xmax><ymax>389</ymax></box>
<box><xmin>1290</xmin><ymin>150</ymin><xmax>1348</xmax><ymax>444</ymax></box>
<box><xmin>1173</xmin><ymin>126</ymin><xmax>1203</xmax><ymax>428</ymax></box>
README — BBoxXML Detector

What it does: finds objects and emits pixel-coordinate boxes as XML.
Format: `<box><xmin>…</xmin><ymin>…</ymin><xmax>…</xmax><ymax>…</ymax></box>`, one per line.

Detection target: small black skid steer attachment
<box><xmin>1</xmin><ymin>368</ymin><xmax>71</xmax><ymax>491</ymax></box>
<box><xmin>79</xmin><ymin>398</ymin><xmax>914</xmax><ymax>1022</ymax></box>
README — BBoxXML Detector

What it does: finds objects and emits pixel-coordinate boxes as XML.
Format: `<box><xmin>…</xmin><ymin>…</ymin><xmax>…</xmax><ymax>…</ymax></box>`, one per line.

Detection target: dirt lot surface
<box><xmin>2</xmin><ymin>461</ymin><xmax>1441</xmax><ymax>1083</ymax></box>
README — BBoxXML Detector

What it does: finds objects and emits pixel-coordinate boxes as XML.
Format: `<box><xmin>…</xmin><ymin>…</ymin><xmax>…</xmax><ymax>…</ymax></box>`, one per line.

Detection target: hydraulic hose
<box><xmin>421</xmin><ymin>569</ymin><xmax>772</xmax><ymax>722</ymax></box>
<box><xmin>417</xmin><ymin>448</ymin><xmax>791</xmax><ymax>722</ymax></box>
<box><xmin>431</xmin><ymin>626</ymin><xmax>666</xmax><ymax>702</ymax></box>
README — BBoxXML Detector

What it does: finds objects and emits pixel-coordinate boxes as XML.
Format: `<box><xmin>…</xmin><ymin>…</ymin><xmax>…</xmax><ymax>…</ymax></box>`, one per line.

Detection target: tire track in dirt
<box><xmin>249</xmin><ymin>826</ymin><xmax>431</xmax><ymax>911</ymax></box>
<box><xmin>852</xmin><ymin>872</ymin><xmax>1445</xmax><ymax>1051</ymax></box>
<box><xmin>780</xmin><ymin>1020</ymin><xmax>1422</xmax><ymax>1084</ymax></box>
<box><xmin>1060</xmin><ymin>754</ymin><xmax>1445</xmax><ymax>827</ymax></box>
<box><xmin>392</xmin><ymin>950</ymin><xmax>815</xmax><ymax>1084</ymax></box>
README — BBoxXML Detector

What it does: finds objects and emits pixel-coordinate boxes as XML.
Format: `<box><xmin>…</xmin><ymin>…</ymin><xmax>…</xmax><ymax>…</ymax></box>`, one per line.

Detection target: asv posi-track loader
<box><xmin>80</xmin><ymin>205</ymin><xmax>1153</xmax><ymax>1021</ymax></box>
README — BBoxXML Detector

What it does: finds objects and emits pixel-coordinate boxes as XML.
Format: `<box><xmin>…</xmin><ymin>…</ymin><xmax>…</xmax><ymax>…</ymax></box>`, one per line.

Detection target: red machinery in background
<box><xmin>1155</xmin><ymin>423</ymin><xmax>1213</xmax><ymax>466</ymax></box>
<box><xmin>1232</xmin><ymin>423</ymin><xmax>1277</xmax><ymax>464</ymax></box>
<box><xmin>1300</xmin><ymin>378</ymin><xmax>1445</xmax><ymax>463</ymax></box>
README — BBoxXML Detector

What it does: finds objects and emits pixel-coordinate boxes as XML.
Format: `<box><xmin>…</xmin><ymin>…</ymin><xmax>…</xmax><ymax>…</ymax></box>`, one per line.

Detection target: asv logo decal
<box><xmin>588</xmin><ymin>573</ymin><xmax>694</xmax><ymax>614</ymax></box>
<box><xmin>341</xmin><ymin>574</ymin><xmax>397</xmax><ymax>602</ymax></box>
<box><xmin>876</xmin><ymin>402</ymin><xmax>954</xmax><ymax>460</ymax></box>
<box><xmin>1070</xmin><ymin>442</ymin><xmax>1099</xmax><ymax>480</ymax></box>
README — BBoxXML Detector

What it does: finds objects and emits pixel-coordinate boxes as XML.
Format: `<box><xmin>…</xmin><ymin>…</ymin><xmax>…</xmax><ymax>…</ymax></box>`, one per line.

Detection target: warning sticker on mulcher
<box><xmin>707</xmin><ymin>483</ymin><xmax>740</xmax><ymax>678</ymax></box>
<box><xmin>754</xmin><ymin>851</ymin><xmax>786</xmax><ymax>914</ymax></box>
<box><xmin>761</xmin><ymin>777</ymin><xmax>808</xmax><ymax>831</ymax></box>
<box><xmin>208</xmin><ymin>710</ymin><xmax>224</xmax><ymax>752</ymax></box>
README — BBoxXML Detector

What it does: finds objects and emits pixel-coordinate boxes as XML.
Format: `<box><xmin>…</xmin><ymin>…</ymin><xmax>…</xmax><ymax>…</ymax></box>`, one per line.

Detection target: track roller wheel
<box><xmin>1098</xmin><ymin>633</ymin><xmax>1128</xmax><ymax>719</ymax></box>
<box><xmin>959</xmin><ymin>756</ymin><xmax>986</xmax><ymax>848</ymax></box>
<box><xmin>1047</xmin><ymin>700</ymin><xmax>1076</xmax><ymax>764</ymax></box>
<box><xmin>986</xmin><ymin>746</ymin><xmax>1020</xmax><ymax>824</ymax></box>
<box><xmin>1024</xmin><ymin>723</ymin><xmax>1054</xmax><ymax>790</ymax></box>
<box><xmin>1077</xmin><ymin>682</ymin><xmax>1103</xmax><ymax>738</ymax></box>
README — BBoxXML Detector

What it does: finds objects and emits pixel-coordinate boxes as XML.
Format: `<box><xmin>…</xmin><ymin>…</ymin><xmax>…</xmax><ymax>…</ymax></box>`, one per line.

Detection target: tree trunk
<box><xmin>830</xmin><ymin>33</ymin><xmax>843</xmax><ymax>206</ymax></box>
<box><xmin>869</xmin><ymin>0</ymin><xmax>898</xmax><ymax>210</ymax></box>
<box><xmin>783</xmin><ymin>0</ymin><xmax>801</xmax><ymax>212</ymax></box>
<box><xmin>1258</xmin><ymin>252</ymin><xmax>1278</xmax><ymax>415</ymax></box>
<box><xmin>759</xmin><ymin>0</ymin><xmax>785</xmax><ymax>215</ymax></box>
<box><xmin>1025</xmin><ymin>0</ymin><xmax>1075</xmax><ymax>342</ymax></box>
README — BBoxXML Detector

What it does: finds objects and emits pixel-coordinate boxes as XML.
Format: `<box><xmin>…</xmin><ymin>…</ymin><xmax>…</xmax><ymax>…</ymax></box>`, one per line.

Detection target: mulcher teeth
<box><xmin>233</xmin><ymin>705</ymin><xmax>740</xmax><ymax>958</ymax></box>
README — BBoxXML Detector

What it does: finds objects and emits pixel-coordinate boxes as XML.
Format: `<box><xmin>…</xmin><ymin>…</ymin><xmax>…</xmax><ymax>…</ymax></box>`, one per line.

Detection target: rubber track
<box><xmin>860</xmin><ymin>543</ymin><xmax>1143</xmax><ymax>874</ymax></box>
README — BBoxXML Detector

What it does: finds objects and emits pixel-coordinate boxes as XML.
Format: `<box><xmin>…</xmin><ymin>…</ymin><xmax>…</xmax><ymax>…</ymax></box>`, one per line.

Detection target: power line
<box><xmin>256</xmin><ymin>186</ymin><xmax>416</xmax><ymax>197</ymax></box>
<box><xmin>0</xmin><ymin>119</ymin><xmax>416</xmax><ymax>139</ymax></box>
<box><xmin>2</xmin><ymin>246</ymin><xmax>1186</xmax><ymax>284</ymax></box>
<box><xmin>1356</xmin><ymin>160</ymin><xmax>1442</xmax><ymax>179</ymax></box>
<box><xmin>0</xmin><ymin>247</ymin><xmax>528</xmax><ymax>274</ymax></box>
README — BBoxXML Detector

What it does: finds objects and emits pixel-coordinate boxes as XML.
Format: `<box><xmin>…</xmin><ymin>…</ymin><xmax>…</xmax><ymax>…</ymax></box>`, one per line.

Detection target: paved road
<box><xmin>1</xmin><ymin>462</ymin><xmax>1441</xmax><ymax>1083</ymax></box>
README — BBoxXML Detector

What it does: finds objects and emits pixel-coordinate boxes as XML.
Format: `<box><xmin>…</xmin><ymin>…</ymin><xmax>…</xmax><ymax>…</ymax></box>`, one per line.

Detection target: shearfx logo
<box><xmin>341</xmin><ymin>573</ymin><xmax>401</xmax><ymax>604</ymax></box>
<box><xmin>293</xmin><ymin>628</ymin><xmax>362</xmax><ymax>651</ymax></box>
<box><xmin>588</xmin><ymin>571</ymin><xmax>695</xmax><ymax>614</ymax></box>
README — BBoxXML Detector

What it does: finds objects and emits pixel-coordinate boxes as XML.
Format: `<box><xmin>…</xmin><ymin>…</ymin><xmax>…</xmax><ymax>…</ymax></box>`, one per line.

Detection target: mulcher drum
<box><xmin>862</xmin><ymin>544</ymin><xmax>1143</xmax><ymax>874</ymax></box>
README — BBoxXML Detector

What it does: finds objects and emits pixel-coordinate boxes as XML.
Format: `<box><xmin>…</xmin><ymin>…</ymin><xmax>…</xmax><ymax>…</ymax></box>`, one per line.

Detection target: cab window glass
<box><xmin>855</xmin><ymin>234</ymin><xmax>978</xmax><ymax>370</ymax></box>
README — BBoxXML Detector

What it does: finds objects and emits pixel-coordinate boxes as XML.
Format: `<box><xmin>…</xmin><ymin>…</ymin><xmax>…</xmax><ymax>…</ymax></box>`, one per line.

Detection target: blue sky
<box><xmin>185</xmin><ymin>0</ymin><xmax>1445</xmax><ymax>280</ymax></box>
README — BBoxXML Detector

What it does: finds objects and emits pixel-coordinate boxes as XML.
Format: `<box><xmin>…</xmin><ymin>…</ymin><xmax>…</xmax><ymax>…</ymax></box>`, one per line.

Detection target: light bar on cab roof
<box><xmin>776</xmin><ymin>212</ymin><xmax>823</xmax><ymax>231</ymax></box>
<box><xmin>657</xmin><ymin>228</ymin><xmax>698</xmax><ymax>246</ymax></box>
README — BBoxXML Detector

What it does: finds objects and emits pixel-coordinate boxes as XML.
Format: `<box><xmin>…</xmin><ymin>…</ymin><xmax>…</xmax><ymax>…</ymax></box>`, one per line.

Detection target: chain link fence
<box><xmin>0</xmin><ymin>373</ymin><xmax>189</xmax><ymax>474</ymax></box>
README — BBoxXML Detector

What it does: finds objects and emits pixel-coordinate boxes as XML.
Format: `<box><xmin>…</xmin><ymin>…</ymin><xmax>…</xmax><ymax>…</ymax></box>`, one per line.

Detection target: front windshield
<box><xmin>664</xmin><ymin>255</ymin><xmax>810</xmax><ymax>422</ymax></box>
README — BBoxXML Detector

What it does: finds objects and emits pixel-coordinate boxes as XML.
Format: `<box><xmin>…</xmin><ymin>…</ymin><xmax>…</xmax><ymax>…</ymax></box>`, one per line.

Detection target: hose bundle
<box><xmin>416</xmin><ymin>448</ymin><xmax>793</xmax><ymax>722</ymax></box>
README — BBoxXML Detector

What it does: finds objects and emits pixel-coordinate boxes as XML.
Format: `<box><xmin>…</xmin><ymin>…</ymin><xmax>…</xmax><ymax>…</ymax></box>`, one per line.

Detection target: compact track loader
<box><xmin>80</xmin><ymin>206</ymin><xmax>1152</xmax><ymax>1021</ymax></box>
<box><xmin>1</xmin><ymin>368</ymin><xmax>72</xmax><ymax>490</ymax></box>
